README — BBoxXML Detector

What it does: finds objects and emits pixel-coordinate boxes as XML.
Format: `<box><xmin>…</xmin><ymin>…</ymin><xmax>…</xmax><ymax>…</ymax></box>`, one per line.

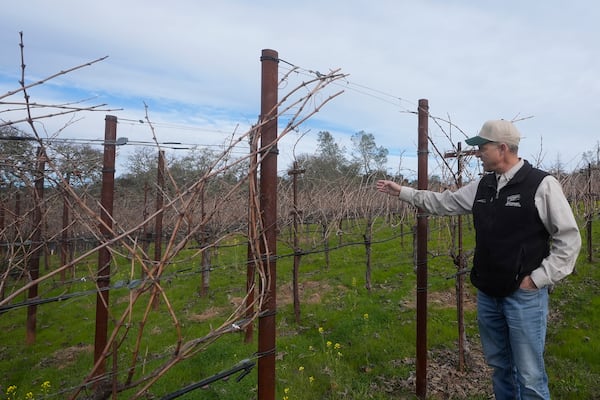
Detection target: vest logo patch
<box><xmin>505</xmin><ymin>194</ymin><xmax>521</xmax><ymax>207</ymax></box>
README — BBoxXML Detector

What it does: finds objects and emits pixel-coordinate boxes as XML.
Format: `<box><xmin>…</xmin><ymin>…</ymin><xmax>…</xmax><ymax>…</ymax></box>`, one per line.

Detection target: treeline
<box><xmin>1</xmin><ymin>125</ymin><xmax>599</xmax><ymax>246</ymax></box>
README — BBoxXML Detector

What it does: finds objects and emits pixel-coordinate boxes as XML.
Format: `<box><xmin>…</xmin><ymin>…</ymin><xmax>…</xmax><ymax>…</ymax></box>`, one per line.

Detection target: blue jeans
<box><xmin>477</xmin><ymin>287</ymin><xmax>550</xmax><ymax>399</ymax></box>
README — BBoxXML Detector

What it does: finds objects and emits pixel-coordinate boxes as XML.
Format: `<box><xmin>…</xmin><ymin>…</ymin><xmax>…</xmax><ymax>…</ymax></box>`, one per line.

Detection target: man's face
<box><xmin>476</xmin><ymin>142</ymin><xmax>503</xmax><ymax>172</ymax></box>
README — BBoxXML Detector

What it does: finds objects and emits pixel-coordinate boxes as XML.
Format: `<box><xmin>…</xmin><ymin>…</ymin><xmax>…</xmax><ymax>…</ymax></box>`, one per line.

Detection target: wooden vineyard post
<box><xmin>444</xmin><ymin>143</ymin><xmax>478</xmax><ymax>370</ymax></box>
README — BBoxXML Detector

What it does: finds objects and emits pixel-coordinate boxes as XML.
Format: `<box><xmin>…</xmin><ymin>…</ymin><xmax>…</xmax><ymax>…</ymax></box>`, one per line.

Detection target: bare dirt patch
<box><xmin>402</xmin><ymin>289</ymin><xmax>477</xmax><ymax>311</ymax></box>
<box><xmin>39</xmin><ymin>343</ymin><xmax>93</xmax><ymax>370</ymax></box>
<box><xmin>188</xmin><ymin>306</ymin><xmax>225</xmax><ymax>323</ymax></box>
<box><xmin>377</xmin><ymin>342</ymin><xmax>494</xmax><ymax>399</ymax></box>
<box><xmin>187</xmin><ymin>281</ymin><xmax>331</xmax><ymax>323</ymax></box>
<box><xmin>278</xmin><ymin>281</ymin><xmax>332</xmax><ymax>306</ymax></box>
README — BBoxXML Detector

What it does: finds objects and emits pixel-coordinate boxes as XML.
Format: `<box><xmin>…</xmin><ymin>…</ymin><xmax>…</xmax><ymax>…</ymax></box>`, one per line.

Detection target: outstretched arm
<box><xmin>376</xmin><ymin>179</ymin><xmax>478</xmax><ymax>216</ymax></box>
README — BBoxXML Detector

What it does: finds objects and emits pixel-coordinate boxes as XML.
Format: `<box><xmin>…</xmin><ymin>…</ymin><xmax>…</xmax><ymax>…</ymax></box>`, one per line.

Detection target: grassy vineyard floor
<box><xmin>0</xmin><ymin>220</ymin><xmax>598</xmax><ymax>399</ymax></box>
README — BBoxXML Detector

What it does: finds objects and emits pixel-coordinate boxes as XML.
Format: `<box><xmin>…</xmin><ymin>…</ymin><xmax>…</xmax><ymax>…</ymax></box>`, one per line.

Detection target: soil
<box><xmin>191</xmin><ymin>283</ymin><xmax>494</xmax><ymax>398</ymax></box>
<box><xmin>39</xmin><ymin>343</ymin><xmax>93</xmax><ymax>370</ymax></box>
<box><xmin>377</xmin><ymin>344</ymin><xmax>494</xmax><ymax>399</ymax></box>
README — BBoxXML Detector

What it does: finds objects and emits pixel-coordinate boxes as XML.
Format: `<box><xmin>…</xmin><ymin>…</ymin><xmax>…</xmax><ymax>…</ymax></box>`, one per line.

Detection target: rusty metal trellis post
<box><xmin>26</xmin><ymin>146</ymin><xmax>46</xmax><ymax>345</ymax></box>
<box><xmin>93</xmin><ymin>114</ymin><xmax>117</xmax><ymax>378</ymax></box>
<box><xmin>257</xmin><ymin>48</ymin><xmax>278</xmax><ymax>400</ymax></box>
<box><xmin>415</xmin><ymin>99</ymin><xmax>429</xmax><ymax>399</ymax></box>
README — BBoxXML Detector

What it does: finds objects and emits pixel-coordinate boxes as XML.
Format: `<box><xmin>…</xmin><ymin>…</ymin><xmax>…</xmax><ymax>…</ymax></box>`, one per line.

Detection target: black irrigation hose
<box><xmin>160</xmin><ymin>358</ymin><xmax>255</xmax><ymax>400</ymax></box>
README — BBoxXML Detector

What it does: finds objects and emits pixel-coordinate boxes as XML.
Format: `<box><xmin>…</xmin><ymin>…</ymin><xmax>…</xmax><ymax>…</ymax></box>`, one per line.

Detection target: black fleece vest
<box><xmin>470</xmin><ymin>161</ymin><xmax>550</xmax><ymax>297</ymax></box>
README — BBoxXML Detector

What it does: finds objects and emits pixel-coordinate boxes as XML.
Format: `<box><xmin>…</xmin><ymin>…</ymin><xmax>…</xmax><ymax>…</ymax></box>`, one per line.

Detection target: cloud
<box><xmin>2</xmin><ymin>0</ymin><xmax>599</xmax><ymax>176</ymax></box>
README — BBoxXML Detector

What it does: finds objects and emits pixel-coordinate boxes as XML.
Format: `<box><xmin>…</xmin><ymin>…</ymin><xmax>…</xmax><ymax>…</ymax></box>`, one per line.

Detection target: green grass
<box><xmin>545</xmin><ymin>252</ymin><xmax>600</xmax><ymax>400</ymax></box>
<box><xmin>1</xmin><ymin>217</ymin><xmax>599</xmax><ymax>399</ymax></box>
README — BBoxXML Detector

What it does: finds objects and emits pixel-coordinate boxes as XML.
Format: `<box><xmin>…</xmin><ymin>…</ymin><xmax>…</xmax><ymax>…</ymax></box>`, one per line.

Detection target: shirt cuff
<box><xmin>530</xmin><ymin>268</ymin><xmax>550</xmax><ymax>289</ymax></box>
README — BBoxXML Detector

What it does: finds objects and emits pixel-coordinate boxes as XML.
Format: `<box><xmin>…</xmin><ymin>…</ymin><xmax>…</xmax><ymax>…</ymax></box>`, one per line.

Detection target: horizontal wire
<box><xmin>0</xmin><ymin>219</ymin><xmax>459</xmax><ymax>314</ymax></box>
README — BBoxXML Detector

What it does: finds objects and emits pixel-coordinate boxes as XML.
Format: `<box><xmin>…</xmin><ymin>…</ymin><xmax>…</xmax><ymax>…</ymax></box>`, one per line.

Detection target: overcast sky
<box><xmin>1</xmin><ymin>1</ymin><xmax>599</xmax><ymax>178</ymax></box>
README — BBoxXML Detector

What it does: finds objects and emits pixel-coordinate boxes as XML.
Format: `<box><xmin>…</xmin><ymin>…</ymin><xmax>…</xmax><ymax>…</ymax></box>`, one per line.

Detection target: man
<box><xmin>377</xmin><ymin>120</ymin><xmax>581</xmax><ymax>399</ymax></box>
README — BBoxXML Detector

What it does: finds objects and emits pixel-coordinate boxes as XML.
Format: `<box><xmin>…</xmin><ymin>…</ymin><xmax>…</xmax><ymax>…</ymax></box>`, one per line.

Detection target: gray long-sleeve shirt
<box><xmin>398</xmin><ymin>160</ymin><xmax>581</xmax><ymax>289</ymax></box>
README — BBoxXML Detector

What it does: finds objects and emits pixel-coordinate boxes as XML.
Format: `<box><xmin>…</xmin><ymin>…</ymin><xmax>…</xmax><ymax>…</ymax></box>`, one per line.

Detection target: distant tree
<box><xmin>317</xmin><ymin>131</ymin><xmax>345</xmax><ymax>162</ymax></box>
<box><xmin>582</xmin><ymin>141</ymin><xmax>600</xmax><ymax>167</ymax></box>
<box><xmin>48</xmin><ymin>143</ymin><xmax>103</xmax><ymax>186</ymax></box>
<box><xmin>294</xmin><ymin>131</ymin><xmax>357</xmax><ymax>185</ymax></box>
<box><xmin>350</xmin><ymin>130</ymin><xmax>388</xmax><ymax>176</ymax></box>
<box><xmin>124</xmin><ymin>147</ymin><xmax>160</xmax><ymax>182</ymax></box>
<box><xmin>0</xmin><ymin>126</ymin><xmax>37</xmax><ymax>187</ymax></box>
<box><xmin>123</xmin><ymin>145</ymin><xmax>243</xmax><ymax>191</ymax></box>
<box><xmin>169</xmin><ymin>146</ymin><xmax>216</xmax><ymax>186</ymax></box>
<box><xmin>548</xmin><ymin>153</ymin><xmax>566</xmax><ymax>181</ymax></box>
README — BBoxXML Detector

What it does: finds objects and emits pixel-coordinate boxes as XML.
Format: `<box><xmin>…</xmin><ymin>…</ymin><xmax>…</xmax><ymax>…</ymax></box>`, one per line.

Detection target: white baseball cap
<box><xmin>465</xmin><ymin>120</ymin><xmax>521</xmax><ymax>147</ymax></box>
